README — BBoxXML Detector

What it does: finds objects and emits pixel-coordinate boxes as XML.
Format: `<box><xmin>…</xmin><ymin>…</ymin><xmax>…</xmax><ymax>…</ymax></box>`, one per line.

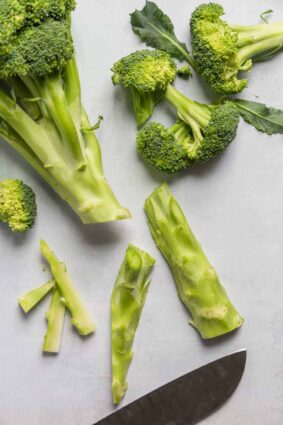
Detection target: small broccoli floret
<box><xmin>0</xmin><ymin>178</ymin><xmax>37</xmax><ymax>232</ymax></box>
<box><xmin>112</xmin><ymin>49</ymin><xmax>177</xmax><ymax>126</ymax></box>
<box><xmin>191</xmin><ymin>3</ymin><xmax>283</xmax><ymax>94</ymax></box>
<box><xmin>177</xmin><ymin>65</ymin><xmax>192</xmax><ymax>79</ymax></box>
<box><xmin>136</xmin><ymin>121</ymin><xmax>191</xmax><ymax>173</ymax></box>
<box><xmin>0</xmin><ymin>19</ymin><xmax>74</xmax><ymax>79</ymax></box>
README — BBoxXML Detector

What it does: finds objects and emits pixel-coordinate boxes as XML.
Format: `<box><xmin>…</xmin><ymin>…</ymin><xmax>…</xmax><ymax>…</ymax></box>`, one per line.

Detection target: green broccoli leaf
<box><xmin>130</xmin><ymin>1</ymin><xmax>193</xmax><ymax>66</ymax></box>
<box><xmin>234</xmin><ymin>99</ymin><xmax>283</xmax><ymax>135</ymax></box>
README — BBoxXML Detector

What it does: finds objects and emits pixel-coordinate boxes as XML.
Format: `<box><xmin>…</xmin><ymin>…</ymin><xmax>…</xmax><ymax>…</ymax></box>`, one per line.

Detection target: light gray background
<box><xmin>0</xmin><ymin>1</ymin><xmax>283</xmax><ymax>424</ymax></box>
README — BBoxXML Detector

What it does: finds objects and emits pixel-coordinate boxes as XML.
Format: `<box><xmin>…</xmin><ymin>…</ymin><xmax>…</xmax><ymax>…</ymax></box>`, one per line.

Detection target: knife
<box><xmin>94</xmin><ymin>350</ymin><xmax>246</xmax><ymax>425</ymax></box>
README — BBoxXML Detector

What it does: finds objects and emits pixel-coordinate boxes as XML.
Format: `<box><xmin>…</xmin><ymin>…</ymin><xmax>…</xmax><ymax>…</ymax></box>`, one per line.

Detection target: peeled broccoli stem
<box><xmin>0</xmin><ymin>57</ymin><xmax>130</xmax><ymax>223</ymax></box>
<box><xmin>230</xmin><ymin>23</ymin><xmax>283</xmax><ymax>64</ymax></box>
<box><xmin>112</xmin><ymin>244</ymin><xmax>155</xmax><ymax>404</ymax></box>
<box><xmin>18</xmin><ymin>279</ymin><xmax>56</xmax><ymax>313</ymax></box>
<box><xmin>145</xmin><ymin>183</ymin><xmax>243</xmax><ymax>339</ymax></box>
<box><xmin>40</xmin><ymin>239</ymin><xmax>96</xmax><ymax>336</ymax></box>
<box><xmin>165</xmin><ymin>84</ymin><xmax>211</xmax><ymax>145</ymax></box>
<box><xmin>43</xmin><ymin>287</ymin><xmax>66</xmax><ymax>354</ymax></box>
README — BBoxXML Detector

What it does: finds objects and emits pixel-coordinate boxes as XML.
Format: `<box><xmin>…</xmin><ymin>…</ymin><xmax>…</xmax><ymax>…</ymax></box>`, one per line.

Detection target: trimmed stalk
<box><xmin>40</xmin><ymin>240</ymin><xmax>96</xmax><ymax>336</ymax></box>
<box><xmin>43</xmin><ymin>288</ymin><xmax>66</xmax><ymax>354</ymax></box>
<box><xmin>112</xmin><ymin>244</ymin><xmax>155</xmax><ymax>404</ymax></box>
<box><xmin>144</xmin><ymin>183</ymin><xmax>243</xmax><ymax>339</ymax></box>
<box><xmin>18</xmin><ymin>279</ymin><xmax>55</xmax><ymax>313</ymax></box>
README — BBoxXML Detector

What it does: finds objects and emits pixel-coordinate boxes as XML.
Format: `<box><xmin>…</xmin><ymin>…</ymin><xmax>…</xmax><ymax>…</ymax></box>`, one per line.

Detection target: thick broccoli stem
<box><xmin>40</xmin><ymin>240</ymin><xmax>96</xmax><ymax>336</ymax></box>
<box><xmin>18</xmin><ymin>279</ymin><xmax>56</xmax><ymax>313</ymax></box>
<box><xmin>43</xmin><ymin>287</ymin><xmax>66</xmax><ymax>354</ymax></box>
<box><xmin>35</xmin><ymin>71</ymin><xmax>86</xmax><ymax>169</ymax></box>
<box><xmin>144</xmin><ymin>183</ymin><xmax>243</xmax><ymax>339</ymax></box>
<box><xmin>165</xmin><ymin>85</ymin><xmax>211</xmax><ymax>143</ymax></box>
<box><xmin>231</xmin><ymin>22</ymin><xmax>283</xmax><ymax>46</ymax></box>
<box><xmin>236</xmin><ymin>34</ymin><xmax>283</xmax><ymax>64</ymax></box>
<box><xmin>112</xmin><ymin>244</ymin><xmax>155</xmax><ymax>404</ymax></box>
<box><xmin>6</xmin><ymin>77</ymin><xmax>42</xmax><ymax>120</ymax></box>
<box><xmin>130</xmin><ymin>87</ymin><xmax>155</xmax><ymax>127</ymax></box>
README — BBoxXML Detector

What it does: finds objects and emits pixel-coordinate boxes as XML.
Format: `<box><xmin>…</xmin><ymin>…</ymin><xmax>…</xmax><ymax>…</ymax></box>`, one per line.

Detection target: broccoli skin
<box><xmin>0</xmin><ymin>178</ymin><xmax>36</xmax><ymax>232</ymax></box>
<box><xmin>112</xmin><ymin>49</ymin><xmax>177</xmax><ymax>127</ymax></box>
<box><xmin>0</xmin><ymin>1</ymin><xmax>130</xmax><ymax>224</ymax></box>
<box><xmin>191</xmin><ymin>3</ymin><xmax>283</xmax><ymax>94</ymax></box>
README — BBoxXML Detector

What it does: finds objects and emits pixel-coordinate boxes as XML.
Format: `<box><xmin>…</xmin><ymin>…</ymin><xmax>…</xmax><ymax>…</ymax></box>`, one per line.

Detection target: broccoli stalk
<box><xmin>144</xmin><ymin>183</ymin><xmax>243</xmax><ymax>339</ymax></box>
<box><xmin>40</xmin><ymin>240</ymin><xmax>96</xmax><ymax>336</ymax></box>
<box><xmin>0</xmin><ymin>2</ymin><xmax>130</xmax><ymax>224</ymax></box>
<box><xmin>112</xmin><ymin>244</ymin><xmax>155</xmax><ymax>404</ymax></box>
<box><xmin>18</xmin><ymin>279</ymin><xmax>55</xmax><ymax>313</ymax></box>
<box><xmin>43</xmin><ymin>287</ymin><xmax>66</xmax><ymax>354</ymax></box>
<box><xmin>190</xmin><ymin>3</ymin><xmax>283</xmax><ymax>94</ymax></box>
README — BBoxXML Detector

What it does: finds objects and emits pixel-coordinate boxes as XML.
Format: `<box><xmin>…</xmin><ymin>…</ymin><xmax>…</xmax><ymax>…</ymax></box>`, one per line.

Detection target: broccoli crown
<box><xmin>0</xmin><ymin>19</ymin><xmax>74</xmax><ymax>79</ymax></box>
<box><xmin>0</xmin><ymin>178</ymin><xmax>37</xmax><ymax>232</ymax></box>
<box><xmin>112</xmin><ymin>49</ymin><xmax>177</xmax><ymax>92</ymax></box>
<box><xmin>190</xmin><ymin>3</ymin><xmax>248</xmax><ymax>94</ymax></box>
<box><xmin>136</xmin><ymin>121</ymin><xmax>190</xmax><ymax>173</ymax></box>
<box><xmin>22</xmin><ymin>0</ymin><xmax>76</xmax><ymax>23</ymax></box>
<box><xmin>198</xmin><ymin>101</ymin><xmax>240</xmax><ymax>162</ymax></box>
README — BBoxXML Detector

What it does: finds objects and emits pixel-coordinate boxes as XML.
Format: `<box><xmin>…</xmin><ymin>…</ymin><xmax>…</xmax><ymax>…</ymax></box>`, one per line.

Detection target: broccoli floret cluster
<box><xmin>190</xmin><ymin>3</ymin><xmax>283</xmax><ymax>94</ymax></box>
<box><xmin>0</xmin><ymin>179</ymin><xmax>37</xmax><ymax>232</ymax></box>
<box><xmin>112</xmin><ymin>49</ymin><xmax>177</xmax><ymax>126</ymax></box>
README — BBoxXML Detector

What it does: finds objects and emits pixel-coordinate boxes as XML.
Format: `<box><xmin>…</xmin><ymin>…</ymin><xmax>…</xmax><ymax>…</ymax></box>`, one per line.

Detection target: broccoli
<box><xmin>43</xmin><ymin>287</ymin><xmax>66</xmax><ymax>354</ymax></box>
<box><xmin>0</xmin><ymin>1</ymin><xmax>130</xmax><ymax>224</ymax></box>
<box><xmin>112</xmin><ymin>49</ymin><xmax>177</xmax><ymax>127</ymax></box>
<box><xmin>0</xmin><ymin>178</ymin><xmax>36</xmax><ymax>232</ymax></box>
<box><xmin>145</xmin><ymin>183</ymin><xmax>244</xmax><ymax>339</ymax></box>
<box><xmin>112</xmin><ymin>244</ymin><xmax>155</xmax><ymax>404</ymax></box>
<box><xmin>18</xmin><ymin>279</ymin><xmax>56</xmax><ymax>313</ymax></box>
<box><xmin>190</xmin><ymin>3</ymin><xmax>283</xmax><ymax>94</ymax></box>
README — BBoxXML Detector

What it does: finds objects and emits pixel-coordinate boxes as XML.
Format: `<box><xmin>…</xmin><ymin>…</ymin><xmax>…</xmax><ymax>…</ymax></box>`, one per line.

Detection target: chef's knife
<box><xmin>94</xmin><ymin>350</ymin><xmax>246</xmax><ymax>425</ymax></box>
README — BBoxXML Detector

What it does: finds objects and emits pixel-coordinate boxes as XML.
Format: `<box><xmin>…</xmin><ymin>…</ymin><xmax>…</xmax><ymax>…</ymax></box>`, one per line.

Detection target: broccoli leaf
<box><xmin>130</xmin><ymin>1</ymin><xmax>193</xmax><ymax>66</ymax></box>
<box><xmin>234</xmin><ymin>99</ymin><xmax>283</xmax><ymax>135</ymax></box>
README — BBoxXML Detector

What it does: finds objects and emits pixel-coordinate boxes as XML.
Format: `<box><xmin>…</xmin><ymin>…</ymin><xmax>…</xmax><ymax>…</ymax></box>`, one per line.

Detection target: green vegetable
<box><xmin>40</xmin><ymin>240</ymin><xmax>96</xmax><ymax>336</ymax></box>
<box><xmin>112</xmin><ymin>244</ymin><xmax>155</xmax><ymax>404</ymax></box>
<box><xmin>177</xmin><ymin>65</ymin><xmax>192</xmax><ymax>79</ymax></box>
<box><xmin>18</xmin><ymin>279</ymin><xmax>55</xmax><ymax>313</ymax></box>
<box><xmin>130</xmin><ymin>1</ymin><xmax>194</xmax><ymax>67</ymax></box>
<box><xmin>43</xmin><ymin>287</ymin><xmax>66</xmax><ymax>354</ymax></box>
<box><xmin>0</xmin><ymin>1</ymin><xmax>130</xmax><ymax>224</ymax></box>
<box><xmin>144</xmin><ymin>183</ymin><xmax>243</xmax><ymax>339</ymax></box>
<box><xmin>111</xmin><ymin>49</ymin><xmax>176</xmax><ymax>127</ymax></box>
<box><xmin>234</xmin><ymin>99</ymin><xmax>283</xmax><ymax>134</ymax></box>
<box><xmin>190</xmin><ymin>3</ymin><xmax>283</xmax><ymax>94</ymax></box>
<box><xmin>0</xmin><ymin>178</ymin><xmax>37</xmax><ymax>232</ymax></box>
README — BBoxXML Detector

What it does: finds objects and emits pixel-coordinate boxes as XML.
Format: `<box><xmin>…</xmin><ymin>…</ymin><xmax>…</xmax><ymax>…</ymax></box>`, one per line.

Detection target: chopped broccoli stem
<box><xmin>112</xmin><ymin>244</ymin><xmax>155</xmax><ymax>404</ymax></box>
<box><xmin>40</xmin><ymin>240</ymin><xmax>96</xmax><ymax>336</ymax></box>
<box><xmin>43</xmin><ymin>287</ymin><xmax>66</xmax><ymax>354</ymax></box>
<box><xmin>18</xmin><ymin>279</ymin><xmax>56</xmax><ymax>313</ymax></box>
<box><xmin>144</xmin><ymin>183</ymin><xmax>243</xmax><ymax>339</ymax></box>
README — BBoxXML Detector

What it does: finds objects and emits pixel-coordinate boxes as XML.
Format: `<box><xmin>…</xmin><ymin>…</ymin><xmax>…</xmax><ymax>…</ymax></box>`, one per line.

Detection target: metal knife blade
<box><xmin>94</xmin><ymin>350</ymin><xmax>246</xmax><ymax>425</ymax></box>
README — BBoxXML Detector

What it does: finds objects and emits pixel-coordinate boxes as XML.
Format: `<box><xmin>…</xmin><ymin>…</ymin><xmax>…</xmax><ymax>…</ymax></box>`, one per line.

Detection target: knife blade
<box><xmin>94</xmin><ymin>350</ymin><xmax>246</xmax><ymax>425</ymax></box>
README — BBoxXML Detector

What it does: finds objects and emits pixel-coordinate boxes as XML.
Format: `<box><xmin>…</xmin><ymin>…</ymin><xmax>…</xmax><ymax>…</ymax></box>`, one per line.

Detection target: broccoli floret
<box><xmin>136</xmin><ymin>120</ymin><xmax>192</xmax><ymax>173</ymax></box>
<box><xmin>177</xmin><ymin>65</ymin><xmax>192</xmax><ymax>79</ymax></box>
<box><xmin>0</xmin><ymin>1</ymin><xmax>130</xmax><ymax>224</ymax></box>
<box><xmin>112</xmin><ymin>49</ymin><xmax>177</xmax><ymax>126</ymax></box>
<box><xmin>190</xmin><ymin>3</ymin><xmax>283</xmax><ymax>94</ymax></box>
<box><xmin>0</xmin><ymin>178</ymin><xmax>36</xmax><ymax>232</ymax></box>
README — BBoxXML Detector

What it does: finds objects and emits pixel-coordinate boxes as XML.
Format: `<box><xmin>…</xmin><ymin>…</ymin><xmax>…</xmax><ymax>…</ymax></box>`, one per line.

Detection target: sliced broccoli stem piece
<box><xmin>144</xmin><ymin>183</ymin><xmax>243</xmax><ymax>339</ymax></box>
<box><xmin>43</xmin><ymin>287</ymin><xmax>66</xmax><ymax>354</ymax></box>
<box><xmin>112</xmin><ymin>244</ymin><xmax>155</xmax><ymax>404</ymax></box>
<box><xmin>18</xmin><ymin>279</ymin><xmax>56</xmax><ymax>313</ymax></box>
<box><xmin>40</xmin><ymin>240</ymin><xmax>96</xmax><ymax>336</ymax></box>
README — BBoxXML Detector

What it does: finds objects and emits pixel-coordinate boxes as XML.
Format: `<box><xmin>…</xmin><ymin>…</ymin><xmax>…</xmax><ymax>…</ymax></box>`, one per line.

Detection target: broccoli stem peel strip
<box><xmin>112</xmin><ymin>244</ymin><xmax>155</xmax><ymax>404</ymax></box>
<box><xmin>40</xmin><ymin>240</ymin><xmax>96</xmax><ymax>336</ymax></box>
<box><xmin>144</xmin><ymin>184</ymin><xmax>243</xmax><ymax>339</ymax></box>
<box><xmin>43</xmin><ymin>287</ymin><xmax>66</xmax><ymax>354</ymax></box>
<box><xmin>18</xmin><ymin>279</ymin><xmax>56</xmax><ymax>313</ymax></box>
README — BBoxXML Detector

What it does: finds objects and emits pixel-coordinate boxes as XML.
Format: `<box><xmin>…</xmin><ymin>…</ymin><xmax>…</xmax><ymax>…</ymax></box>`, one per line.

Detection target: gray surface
<box><xmin>0</xmin><ymin>1</ymin><xmax>283</xmax><ymax>424</ymax></box>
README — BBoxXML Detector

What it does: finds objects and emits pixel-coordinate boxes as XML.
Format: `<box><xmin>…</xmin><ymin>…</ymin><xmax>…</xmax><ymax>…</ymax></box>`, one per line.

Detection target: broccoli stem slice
<box><xmin>112</xmin><ymin>244</ymin><xmax>155</xmax><ymax>404</ymax></box>
<box><xmin>18</xmin><ymin>279</ymin><xmax>56</xmax><ymax>313</ymax></box>
<box><xmin>43</xmin><ymin>287</ymin><xmax>66</xmax><ymax>354</ymax></box>
<box><xmin>40</xmin><ymin>240</ymin><xmax>96</xmax><ymax>336</ymax></box>
<box><xmin>144</xmin><ymin>183</ymin><xmax>243</xmax><ymax>339</ymax></box>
